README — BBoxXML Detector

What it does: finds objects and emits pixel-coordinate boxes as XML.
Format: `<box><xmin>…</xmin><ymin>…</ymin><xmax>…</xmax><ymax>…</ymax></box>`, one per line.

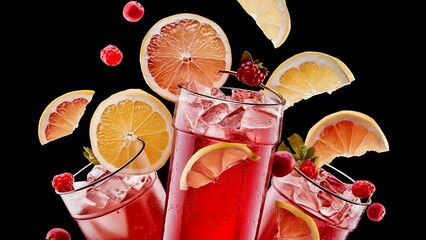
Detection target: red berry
<box><xmin>45</xmin><ymin>228</ymin><xmax>71</xmax><ymax>240</ymax></box>
<box><xmin>52</xmin><ymin>172</ymin><xmax>74</xmax><ymax>192</ymax></box>
<box><xmin>123</xmin><ymin>1</ymin><xmax>145</xmax><ymax>22</ymax></box>
<box><xmin>272</xmin><ymin>151</ymin><xmax>296</xmax><ymax>177</ymax></box>
<box><xmin>352</xmin><ymin>180</ymin><xmax>376</xmax><ymax>199</ymax></box>
<box><xmin>298</xmin><ymin>160</ymin><xmax>318</xmax><ymax>179</ymax></box>
<box><xmin>236</xmin><ymin>61</ymin><xmax>268</xmax><ymax>87</ymax></box>
<box><xmin>100</xmin><ymin>44</ymin><xmax>123</xmax><ymax>66</ymax></box>
<box><xmin>367</xmin><ymin>202</ymin><xmax>386</xmax><ymax>222</ymax></box>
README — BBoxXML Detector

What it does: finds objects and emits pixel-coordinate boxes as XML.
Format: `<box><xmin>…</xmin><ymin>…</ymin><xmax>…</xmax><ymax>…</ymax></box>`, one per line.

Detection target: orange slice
<box><xmin>265</xmin><ymin>51</ymin><xmax>355</xmax><ymax>110</ymax></box>
<box><xmin>89</xmin><ymin>89</ymin><xmax>173</xmax><ymax>175</ymax></box>
<box><xmin>275</xmin><ymin>200</ymin><xmax>320</xmax><ymax>240</ymax></box>
<box><xmin>237</xmin><ymin>0</ymin><xmax>291</xmax><ymax>48</ymax></box>
<box><xmin>179</xmin><ymin>142</ymin><xmax>260</xmax><ymax>190</ymax></box>
<box><xmin>305</xmin><ymin>110</ymin><xmax>389</xmax><ymax>167</ymax></box>
<box><xmin>38</xmin><ymin>90</ymin><xmax>95</xmax><ymax>145</ymax></box>
<box><xmin>140</xmin><ymin>13</ymin><xmax>232</xmax><ymax>102</ymax></box>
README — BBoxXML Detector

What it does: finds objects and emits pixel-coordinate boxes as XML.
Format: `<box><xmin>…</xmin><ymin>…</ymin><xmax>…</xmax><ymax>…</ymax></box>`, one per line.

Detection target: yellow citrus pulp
<box><xmin>265</xmin><ymin>51</ymin><xmax>355</xmax><ymax>110</ymax></box>
<box><xmin>237</xmin><ymin>0</ymin><xmax>291</xmax><ymax>48</ymax></box>
<box><xmin>305</xmin><ymin>110</ymin><xmax>389</xmax><ymax>167</ymax></box>
<box><xmin>140</xmin><ymin>13</ymin><xmax>232</xmax><ymax>102</ymax></box>
<box><xmin>89</xmin><ymin>89</ymin><xmax>173</xmax><ymax>175</ymax></box>
<box><xmin>38</xmin><ymin>90</ymin><xmax>95</xmax><ymax>145</ymax></box>
<box><xmin>179</xmin><ymin>142</ymin><xmax>260</xmax><ymax>190</ymax></box>
<box><xmin>274</xmin><ymin>200</ymin><xmax>320</xmax><ymax>240</ymax></box>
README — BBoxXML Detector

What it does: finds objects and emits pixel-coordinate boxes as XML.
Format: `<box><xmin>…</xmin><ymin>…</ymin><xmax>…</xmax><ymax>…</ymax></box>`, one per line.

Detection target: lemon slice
<box><xmin>179</xmin><ymin>143</ymin><xmax>260</xmax><ymax>190</ymax></box>
<box><xmin>140</xmin><ymin>13</ymin><xmax>232</xmax><ymax>102</ymax></box>
<box><xmin>38</xmin><ymin>90</ymin><xmax>95</xmax><ymax>145</ymax></box>
<box><xmin>305</xmin><ymin>110</ymin><xmax>389</xmax><ymax>167</ymax></box>
<box><xmin>89</xmin><ymin>89</ymin><xmax>173</xmax><ymax>175</ymax></box>
<box><xmin>237</xmin><ymin>0</ymin><xmax>291</xmax><ymax>48</ymax></box>
<box><xmin>275</xmin><ymin>200</ymin><xmax>320</xmax><ymax>240</ymax></box>
<box><xmin>265</xmin><ymin>51</ymin><xmax>355</xmax><ymax>110</ymax></box>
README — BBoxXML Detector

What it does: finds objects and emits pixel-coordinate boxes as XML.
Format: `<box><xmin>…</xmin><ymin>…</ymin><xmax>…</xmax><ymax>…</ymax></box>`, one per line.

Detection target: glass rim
<box><xmin>275</xmin><ymin>164</ymin><xmax>372</xmax><ymax>206</ymax></box>
<box><xmin>178</xmin><ymin>84</ymin><xmax>286</xmax><ymax>107</ymax></box>
<box><xmin>56</xmin><ymin>139</ymin><xmax>146</xmax><ymax>196</ymax></box>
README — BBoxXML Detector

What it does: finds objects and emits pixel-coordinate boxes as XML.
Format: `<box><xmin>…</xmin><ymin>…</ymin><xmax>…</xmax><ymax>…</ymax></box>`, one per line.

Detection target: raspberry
<box><xmin>367</xmin><ymin>202</ymin><xmax>386</xmax><ymax>222</ymax></box>
<box><xmin>352</xmin><ymin>180</ymin><xmax>376</xmax><ymax>199</ymax></box>
<box><xmin>45</xmin><ymin>227</ymin><xmax>71</xmax><ymax>240</ymax></box>
<box><xmin>52</xmin><ymin>172</ymin><xmax>74</xmax><ymax>192</ymax></box>
<box><xmin>123</xmin><ymin>1</ymin><xmax>145</xmax><ymax>22</ymax></box>
<box><xmin>236</xmin><ymin>61</ymin><xmax>268</xmax><ymax>87</ymax></box>
<box><xmin>272</xmin><ymin>151</ymin><xmax>296</xmax><ymax>178</ymax></box>
<box><xmin>100</xmin><ymin>44</ymin><xmax>123</xmax><ymax>66</ymax></box>
<box><xmin>298</xmin><ymin>160</ymin><xmax>318</xmax><ymax>179</ymax></box>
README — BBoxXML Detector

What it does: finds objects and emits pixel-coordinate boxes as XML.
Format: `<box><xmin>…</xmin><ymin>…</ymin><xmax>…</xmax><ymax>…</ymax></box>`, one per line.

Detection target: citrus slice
<box><xmin>38</xmin><ymin>90</ymin><xmax>95</xmax><ymax>145</ymax></box>
<box><xmin>305</xmin><ymin>110</ymin><xmax>389</xmax><ymax>167</ymax></box>
<box><xmin>89</xmin><ymin>89</ymin><xmax>173</xmax><ymax>175</ymax></box>
<box><xmin>237</xmin><ymin>0</ymin><xmax>291</xmax><ymax>48</ymax></box>
<box><xmin>265</xmin><ymin>51</ymin><xmax>355</xmax><ymax>110</ymax></box>
<box><xmin>179</xmin><ymin>142</ymin><xmax>260</xmax><ymax>190</ymax></box>
<box><xmin>140</xmin><ymin>13</ymin><xmax>232</xmax><ymax>102</ymax></box>
<box><xmin>275</xmin><ymin>200</ymin><xmax>320</xmax><ymax>240</ymax></box>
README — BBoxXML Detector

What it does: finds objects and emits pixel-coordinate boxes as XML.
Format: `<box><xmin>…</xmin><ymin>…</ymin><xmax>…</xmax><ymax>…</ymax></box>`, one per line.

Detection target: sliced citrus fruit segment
<box><xmin>237</xmin><ymin>0</ymin><xmax>291</xmax><ymax>48</ymax></box>
<box><xmin>38</xmin><ymin>90</ymin><xmax>95</xmax><ymax>145</ymax></box>
<box><xmin>89</xmin><ymin>89</ymin><xmax>173</xmax><ymax>175</ymax></box>
<box><xmin>305</xmin><ymin>110</ymin><xmax>389</xmax><ymax>167</ymax></box>
<box><xmin>265</xmin><ymin>51</ymin><xmax>355</xmax><ymax>110</ymax></box>
<box><xmin>179</xmin><ymin>142</ymin><xmax>260</xmax><ymax>190</ymax></box>
<box><xmin>140</xmin><ymin>13</ymin><xmax>232</xmax><ymax>102</ymax></box>
<box><xmin>275</xmin><ymin>200</ymin><xmax>320</xmax><ymax>240</ymax></box>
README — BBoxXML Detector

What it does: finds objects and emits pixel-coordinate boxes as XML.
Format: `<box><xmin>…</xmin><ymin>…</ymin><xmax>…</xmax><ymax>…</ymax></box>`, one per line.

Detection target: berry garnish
<box><xmin>367</xmin><ymin>202</ymin><xmax>386</xmax><ymax>222</ymax></box>
<box><xmin>123</xmin><ymin>1</ymin><xmax>145</xmax><ymax>22</ymax></box>
<box><xmin>299</xmin><ymin>160</ymin><xmax>319</xmax><ymax>179</ymax></box>
<box><xmin>100</xmin><ymin>44</ymin><xmax>123</xmax><ymax>66</ymax></box>
<box><xmin>272</xmin><ymin>151</ymin><xmax>296</xmax><ymax>177</ymax></box>
<box><xmin>218</xmin><ymin>50</ymin><xmax>268</xmax><ymax>87</ymax></box>
<box><xmin>45</xmin><ymin>227</ymin><xmax>71</xmax><ymax>240</ymax></box>
<box><xmin>52</xmin><ymin>172</ymin><xmax>74</xmax><ymax>192</ymax></box>
<box><xmin>352</xmin><ymin>180</ymin><xmax>376</xmax><ymax>199</ymax></box>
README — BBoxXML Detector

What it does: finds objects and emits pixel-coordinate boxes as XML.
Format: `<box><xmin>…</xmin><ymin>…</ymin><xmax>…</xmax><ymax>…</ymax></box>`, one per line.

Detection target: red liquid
<box><xmin>61</xmin><ymin>172</ymin><xmax>165</xmax><ymax>240</ymax></box>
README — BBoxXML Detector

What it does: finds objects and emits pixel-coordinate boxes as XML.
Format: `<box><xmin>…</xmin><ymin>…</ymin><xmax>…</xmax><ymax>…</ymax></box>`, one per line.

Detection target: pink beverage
<box><xmin>258</xmin><ymin>164</ymin><xmax>371</xmax><ymax>240</ymax></box>
<box><xmin>163</xmin><ymin>83</ymin><xmax>286</xmax><ymax>240</ymax></box>
<box><xmin>57</xmin><ymin>164</ymin><xmax>166</xmax><ymax>240</ymax></box>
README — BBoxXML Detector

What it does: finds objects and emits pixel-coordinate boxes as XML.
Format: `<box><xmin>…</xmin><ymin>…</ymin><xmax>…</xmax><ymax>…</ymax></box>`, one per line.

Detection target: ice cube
<box><xmin>231</xmin><ymin>89</ymin><xmax>266</xmax><ymax>104</ymax></box>
<box><xmin>294</xmin><ymin>181</ymin><xmax>322</xmax><ymax>211</ymax></box>
<box><xmin>120</xmin><ymin>174</ymin><xmax>149</xmax><ymax>190</ymax></box>
<box><xmin>200</xmin><ymin>103</ymin><xmax>229</xmax><ymax>124</ymax></box>
<box><xmin>186</xmin><ymin>79</ymin><xmax>212</xmax><ymax>96</ymax></box>
<box><xmin>96</xmin><ymin>175</ymin><xmax>131</xmax><ymax>202</ymax></box>
<box><xmin>85</xmin><ymin>187</ymin><xmax>109</xmax><ymax>208</ymax></box>
<box><xmin>87</xmin><ymin>165</ymin><xmax>110</xmax><ymax>183</ymax></box>
<box><xmin>217</xmin><ymin>106</ymin><xmax>245</xmax><ymax>129</ymax></box>
<box><xmin>241</xmin><ymin>107</ymin><xmax>277</xmax><ymax>129</ymax></box>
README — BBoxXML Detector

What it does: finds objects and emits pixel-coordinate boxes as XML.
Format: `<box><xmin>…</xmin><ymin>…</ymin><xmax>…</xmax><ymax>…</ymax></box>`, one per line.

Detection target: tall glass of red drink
<box><xmin>163</xmin><ymin>83</ymin><xmax>286</xmax><ymax>240</ymax></box>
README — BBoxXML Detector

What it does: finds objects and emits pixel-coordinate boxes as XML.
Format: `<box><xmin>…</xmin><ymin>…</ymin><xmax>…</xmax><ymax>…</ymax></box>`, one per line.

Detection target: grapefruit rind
<box><xmin>38</xmin><ymin>90</ymin><xmax>95</xmax><ymax>145</ymax></box>
<box><xmin>179</xmin><ymin>142</ymin><xmax>260</xmax><ymax>190</ymax></box>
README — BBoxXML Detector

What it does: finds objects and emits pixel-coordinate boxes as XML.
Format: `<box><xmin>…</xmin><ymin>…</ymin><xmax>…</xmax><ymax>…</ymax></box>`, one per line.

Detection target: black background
<box><xmin>21</xmin><ymin>0</ymin><xmax>410</xmax><ymax>239</ymax></box>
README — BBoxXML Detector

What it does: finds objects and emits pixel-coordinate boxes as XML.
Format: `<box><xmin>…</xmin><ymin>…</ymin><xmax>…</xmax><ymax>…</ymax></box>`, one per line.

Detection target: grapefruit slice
<box><xmin>179</xmin><ymin>142</ymin><xmax>260</xmax><ymax>190</ymax></box>
<box><xmin>305</xmin><ymin>110</ymin><xmax>389</xmax><ymax>167</ymax></box>
<box><xmin>140</xmin><ymin>13</ymin><xmax>232</xmax><ymax>102</ymax></box>
<box><xmin>275</xmin><ymin>200</ymin><xmax>320</xmax><ymax>240</ymax></box>
<box><xmin>38</xmin><ymin>90</ymin><xmax>95</xmax><ymax>145</ymax></box>
<box><xmin>89</xmin><ymin>89</ymin><xmax>173</xmax><ymax>175</ymax></box>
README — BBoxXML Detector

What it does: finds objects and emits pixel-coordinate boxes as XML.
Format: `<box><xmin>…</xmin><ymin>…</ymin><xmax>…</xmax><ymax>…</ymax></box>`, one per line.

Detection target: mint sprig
<box><xmin>277</xmin><ymin>133</ymin><xmax>319</xmax><ymax>167</ymax></box>
<box><xmin>83</xmin><ymin>146</ymin><xmax>100</xmax><ymax>165</ymax></box>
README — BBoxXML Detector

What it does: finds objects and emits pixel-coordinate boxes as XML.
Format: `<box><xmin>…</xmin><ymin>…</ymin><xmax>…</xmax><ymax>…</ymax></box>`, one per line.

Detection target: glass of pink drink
<box><xmin>258</xmin><ymin>164</ymin><xmax>371</xmax><ymax>240</ymax></box>
<box><xmin>56</xmin><ymin>141</ymin><xmax>166</xmax><ymax>240</ymax></box>
<box><xmin>163</xmin><ymin>82</ymin><xmax>286</xmax><ymax>240</ymax></box>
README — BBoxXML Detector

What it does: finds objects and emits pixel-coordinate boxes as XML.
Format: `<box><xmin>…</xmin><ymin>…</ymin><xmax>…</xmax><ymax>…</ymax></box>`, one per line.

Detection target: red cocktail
<box><xmin>163</xmin><ymin>83</ymin><xmax>285</xmax><ymax>239</ymax></box>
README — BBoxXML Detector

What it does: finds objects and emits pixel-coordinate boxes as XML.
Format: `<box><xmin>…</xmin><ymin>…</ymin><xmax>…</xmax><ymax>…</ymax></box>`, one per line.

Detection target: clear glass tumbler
<box><xmin>56</xmin><ymin>141</ymin><xmax>166</xmax><ymax>240</ymax></box>
<box><xmin>258</xmin><ymin>164</ymin><xmax>371</xmax><ymax>240</ymax></box>
<box><xmin>163</xmin><ymin>84</ymin><xmax>286</xmax><ymax>240</ymax></box>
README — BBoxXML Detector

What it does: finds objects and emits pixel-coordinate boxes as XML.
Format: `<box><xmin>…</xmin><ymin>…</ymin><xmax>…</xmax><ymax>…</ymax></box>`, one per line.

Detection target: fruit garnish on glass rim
<box><xmin>219</xmin><ymin>50</ymin><xmax>269</xmax><ymax>87</ymax></box>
